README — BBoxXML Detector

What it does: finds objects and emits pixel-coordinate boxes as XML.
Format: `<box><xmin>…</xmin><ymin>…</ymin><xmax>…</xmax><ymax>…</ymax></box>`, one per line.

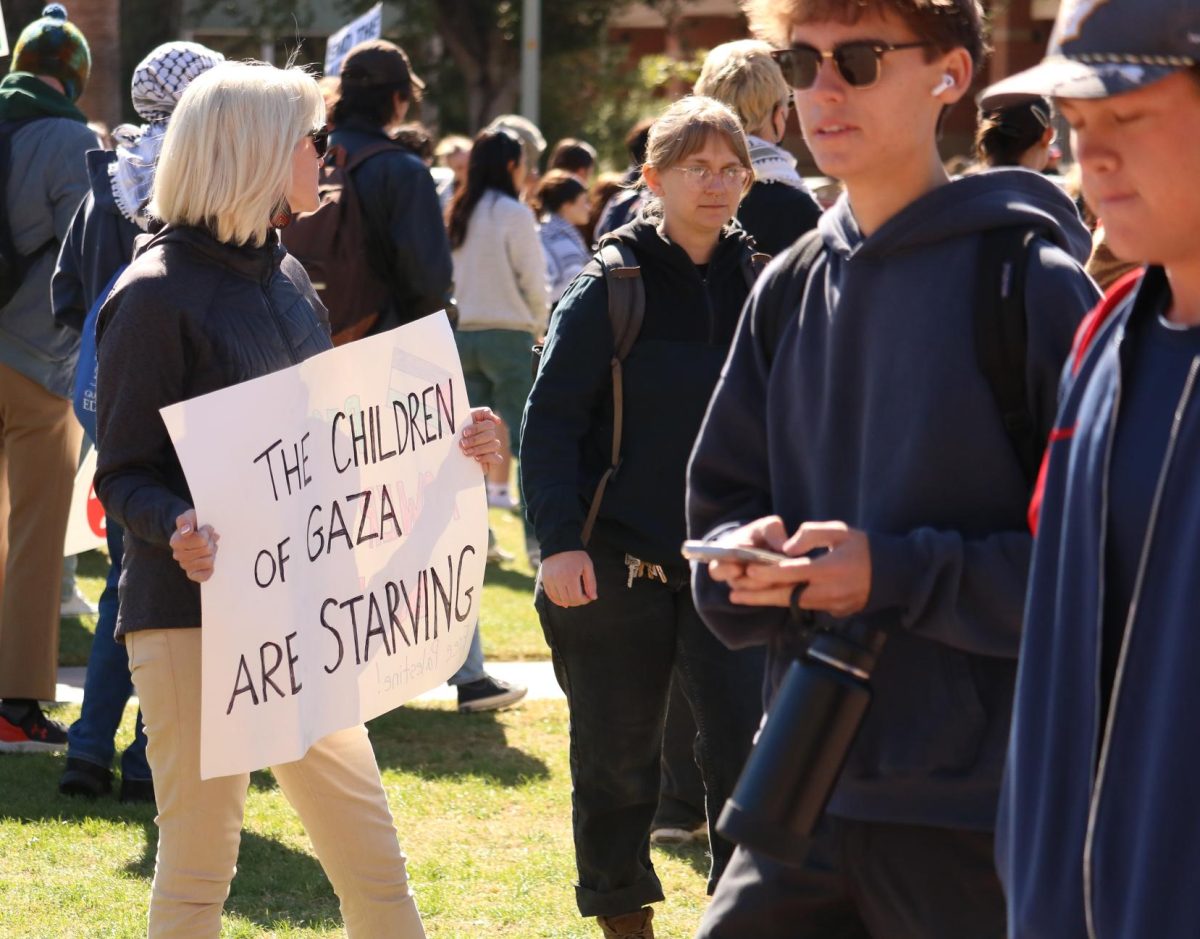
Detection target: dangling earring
<box><xmin>271</xmin><ymin>198</ymin><xmax>293</xmax><ymax>229</ymax></box>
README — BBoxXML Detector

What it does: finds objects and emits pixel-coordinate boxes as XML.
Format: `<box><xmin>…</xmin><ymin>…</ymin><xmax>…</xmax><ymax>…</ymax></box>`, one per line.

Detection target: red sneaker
<box><xmin>0</xmin><ymin>702</ymin><xmax>68</xmax><ymax>753</ymax></box>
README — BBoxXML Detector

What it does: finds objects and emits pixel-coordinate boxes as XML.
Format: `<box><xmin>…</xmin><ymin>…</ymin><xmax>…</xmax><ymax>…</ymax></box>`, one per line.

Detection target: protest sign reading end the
<box><xmin>161</xmin><ymin>312</ymin><xmax>487</xmax><ymax>779</ymax></box>
<box><xmin>323</xmin><ymin>3</ymin><xmax>383</xmax><ymax>78</ymax></box>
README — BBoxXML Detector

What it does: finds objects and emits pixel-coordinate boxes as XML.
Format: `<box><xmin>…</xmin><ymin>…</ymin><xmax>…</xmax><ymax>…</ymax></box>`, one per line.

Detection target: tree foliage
<box><xmin>104</xmin><ymin>0</ymin><xmax>704</xmax><ymax>167</ymax></box>
<box><xmin>333</xmin><ymin>0</ymin><xmax>638</xmax><ymax>133</ymax></box>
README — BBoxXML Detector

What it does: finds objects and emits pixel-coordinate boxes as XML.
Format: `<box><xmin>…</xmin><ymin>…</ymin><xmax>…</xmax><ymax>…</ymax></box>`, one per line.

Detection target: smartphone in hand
<box><xmin>681</xmin><ymin>540</ymin><xmax>790</xmax><ymax>565</ymax></box>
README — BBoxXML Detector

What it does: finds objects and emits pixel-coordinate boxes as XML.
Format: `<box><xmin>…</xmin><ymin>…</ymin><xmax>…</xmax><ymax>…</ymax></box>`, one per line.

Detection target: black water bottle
<box><xmin>717</xmin><ymin>625</ymin><xmax>887</xmax><ymax>865</ymax></box>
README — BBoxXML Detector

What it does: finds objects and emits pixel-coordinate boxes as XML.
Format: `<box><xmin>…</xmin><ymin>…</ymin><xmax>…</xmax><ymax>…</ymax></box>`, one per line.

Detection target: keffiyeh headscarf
<box><xmin>747</xmin><ymin>134</ymin><xmax>814</xmax><ymax>196</ymax></box>
<box><xmin>109</xmin><ymin>41</ymin><xmax>224</xmax><ymax>228</ymax></box>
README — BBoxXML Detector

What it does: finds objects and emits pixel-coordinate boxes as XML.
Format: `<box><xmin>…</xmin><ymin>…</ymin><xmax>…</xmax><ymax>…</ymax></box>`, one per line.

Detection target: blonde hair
<box><xmin>150</xmin><ymin>61</ymin><xmax>325</xmax><ymax>247</ymax></box>
<box><xmin>695</xmin><ymin>40</ymin><xmax>790</xmax><ymax>137</ymax></box>
<box><xmin>434</xmin><ymin>134</ymin><xmax>472</xmax><ymax>162</ymax></box>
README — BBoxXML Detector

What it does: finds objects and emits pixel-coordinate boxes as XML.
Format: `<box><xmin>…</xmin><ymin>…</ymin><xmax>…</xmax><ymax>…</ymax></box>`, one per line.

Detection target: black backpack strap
<box><xmin>341</xmin><ymin>140</ymin><xmax>405</xmax><ymax>174</ymax></box>
<box><xmin>0</xmin><ymin>122</ymin><xmax>22</xmax><ymax>280</ymax></box>
<box><xmin>740</xmin><ymin>250</ymin><xmax>772</xmax><ymax>292</ymax></box>
<box><xmin>579</xmin><ymin>239</ymin><xmax>645</xmax><ymax>545</ymax></box>
<box><xmin>975</xmin><ymin>226</ymin><xmax>1040</xmax><ymax>486</ymax></box>
<box><xmin>0</xmin><ymin>118</ymin><xmax>55</xmax><ymax>307</ymax></box>
<box><xmin>762</xmin><ymin>228</ymin><xmax>825</xmax><ymax>365</ymax></box>
<box><xmin>598</xmin><ymin>240</ymin><xmax>645</xmax><ymax>359</ymax></box>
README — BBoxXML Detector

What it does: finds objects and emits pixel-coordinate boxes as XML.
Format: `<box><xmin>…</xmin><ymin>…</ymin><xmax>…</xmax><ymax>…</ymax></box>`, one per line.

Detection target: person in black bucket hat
<box><xmin>985</xmin><ymin>2</ymin><xmax>1200</xmax><ymax>937</ymax></box>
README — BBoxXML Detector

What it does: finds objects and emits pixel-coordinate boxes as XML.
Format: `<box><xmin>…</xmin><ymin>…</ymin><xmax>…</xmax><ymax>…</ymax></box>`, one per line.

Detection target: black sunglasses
<box><xmin>308</xmin><ymin>128</ymin><xmax>328</xmax><ymax>158</ymax></box>
<box><xmin>770</xmin><ymin>40</ymin><xmax>932</xmax><ymax>90</ymax></box>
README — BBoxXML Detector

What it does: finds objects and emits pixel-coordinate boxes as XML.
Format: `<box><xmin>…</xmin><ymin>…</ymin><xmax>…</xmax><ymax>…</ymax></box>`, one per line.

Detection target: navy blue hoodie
<box><xmin>688</xmin><ymin>169</ymin><xmax>1099</xmax><ymax>830</ymax></box>
<box><xmin>52</xmin><ymin>148</ymin><xmax>139</xmax><ymax>331</ymax></box>
<box><xmin>997</xmin><ymin>266</ymin><xmax>1200</xmax><ymax>939</ymax></box>
<box><xmin>328</xmin><ymin>117</ymin><xmax>453</xmax><ymax>329</ymax></box>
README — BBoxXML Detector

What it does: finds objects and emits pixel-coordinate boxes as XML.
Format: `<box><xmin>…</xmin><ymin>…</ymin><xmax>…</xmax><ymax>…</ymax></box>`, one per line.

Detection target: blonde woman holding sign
<box><xmin>93</xmin><ymin>61</ymin><xmax>501</xmax><ymax>939</ymax></box>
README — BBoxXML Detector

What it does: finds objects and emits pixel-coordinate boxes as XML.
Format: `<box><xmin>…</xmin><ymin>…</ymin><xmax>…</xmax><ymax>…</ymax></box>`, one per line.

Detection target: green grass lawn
<box><xmin>476</xmin><ymin>507</ymin><xmax>548</xmax><ymax>661</ymax></box>
<box><xmin>0</xmin><ymin>699</ymin><xmax>712</xmax><ymax>937</ymax></box>
<box><xmin>13</xmin><ymin>512</ymin><xmax>717</xmax><ymax>936</ymax></box>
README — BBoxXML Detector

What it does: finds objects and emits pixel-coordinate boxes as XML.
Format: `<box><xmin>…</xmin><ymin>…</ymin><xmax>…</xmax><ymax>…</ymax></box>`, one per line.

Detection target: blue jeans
<box><xmin>66</xmin><ymin>522</ymin><xmax>150</xmax><ymax>781</ymax></box>
<box><xmin>536</xmin><ymin>545</ymin><xmax>766</xmax><ymax>917</ymax></box>
<box><xmin>447</xmin><ymin>622</ymin><xmax>486</xmax><ymax>686</ymax></box>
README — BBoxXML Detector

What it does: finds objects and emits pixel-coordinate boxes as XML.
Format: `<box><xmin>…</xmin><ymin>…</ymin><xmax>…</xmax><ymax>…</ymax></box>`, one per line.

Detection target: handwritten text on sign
<box><xmin>161</xmin><ymin>313</ymin><xmax>486</xmax><ymax>779</ymax></box>
<box><xmin>324</xmin><ymin>3</ymin><xmax>383</xmax><ymax>78</ymax></box>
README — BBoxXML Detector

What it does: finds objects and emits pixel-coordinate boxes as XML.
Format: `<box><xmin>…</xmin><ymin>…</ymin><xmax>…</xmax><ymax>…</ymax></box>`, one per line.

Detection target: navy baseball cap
<box><xmin>980</xmin><ymin>0</ymin><xmax>1200</xmax><ymax>109</ymax></box>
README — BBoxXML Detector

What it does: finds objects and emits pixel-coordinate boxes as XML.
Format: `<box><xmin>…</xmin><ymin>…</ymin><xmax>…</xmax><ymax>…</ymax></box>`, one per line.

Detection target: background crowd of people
<box><xmin>0</xmin><ymin>0</ymin><xmax>1193</xmax><ymax>937</ymax></box>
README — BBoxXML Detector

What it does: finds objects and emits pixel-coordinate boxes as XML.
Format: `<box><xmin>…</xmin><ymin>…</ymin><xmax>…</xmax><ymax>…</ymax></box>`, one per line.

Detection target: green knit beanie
<box><xmin>11</xmin><ymin>4</ymin><xmax>92</xmax><ymax>102</ymax></box>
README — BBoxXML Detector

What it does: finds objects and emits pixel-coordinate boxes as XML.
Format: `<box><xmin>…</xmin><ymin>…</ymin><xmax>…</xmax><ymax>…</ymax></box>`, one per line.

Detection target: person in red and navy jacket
<box><xmin>981</xmin><ymin>1</ymin><xmax>1200</xmax><ymax>936</ymax></box>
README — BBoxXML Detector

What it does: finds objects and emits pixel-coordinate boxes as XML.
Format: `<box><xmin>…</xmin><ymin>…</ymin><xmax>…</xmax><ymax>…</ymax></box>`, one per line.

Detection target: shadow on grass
<box><xmin>58</xmin><ymin>615</ymin><xmax>97</xmax><ymax>668</ymax></box>
<box><xmin>484</xmin><ymin>562</ymin><xmax>537</xmax><ymax>593</ymax></box>
<box><xmin>0</xmin><ymin>751</ymin><xmax>343</xmax><ymax>931</ymax></box>
<box><xmin>367</xmin><ymin>705</ymin><xmax>550</xmax><ymax>785</ymax></box>
<box><xmin>654</xmin><ymin>839</ymin><xmax>712</xmax><ymax>878</ymax></box>
<box><xmin>123</xmin><ymin>822</ymin><xmax>343</xmax><ymax>930</ymax></box>
<box><xmin>58</xmin><ymin>549</ymin><xmax>109</xmax><ymax>667</ymax></box>
<box><xmin>75</xmin><ymin>548</ymin><xmax>110</xmax><ymax>580</ymax></box>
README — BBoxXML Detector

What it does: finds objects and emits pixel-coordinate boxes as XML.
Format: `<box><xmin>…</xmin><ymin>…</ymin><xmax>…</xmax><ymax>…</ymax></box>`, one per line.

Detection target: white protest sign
<box><xmin>324</xmin><ymin>3</ymin><xmax>383</xmax><ymax>77</ymax></box>
<box><xmin>161</xmin><ymin>313</ymin><xmax>487</xmax><ymax>779</ymax></box>
<box><xmin>64</xmin><ymin>446</ymin><xmax>106</xmax><ymax>557</ymax></box>
<box><xmin>0</xmin><ymin>2</ymin><xmax>9</xmax><ymax>59</ymax></box>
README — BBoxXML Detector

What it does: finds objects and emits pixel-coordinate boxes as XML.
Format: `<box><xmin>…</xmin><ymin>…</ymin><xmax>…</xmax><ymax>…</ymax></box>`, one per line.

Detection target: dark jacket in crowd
<box><xmin>328</xmin><ymin>116</ymin><xmax>453</xmax><ymax>329</ymax></box>
<box><xmin>521</xmin><ymin>217</ymin><xmax>759</xmax><ymax>574</ymax></box>
<box><xmin>688</xmin><ymin>169</ymin><xmax>1100</xmax><ymax>831</ymax></box>
<box><xmin>52</xmin><ymin>149</ymin><xmax>139</xmax><ymax>330</ymax></box>
<box><xmin>592</xmin><ymin>167</ymin><xmax>643</xmax><ymax>242</ymax></box>
<box><xmin>95</xmin><ymin>225</ymin><xmax>332</xmax><ymax>637</ymax></box>
<box><xmin>0</xmin><ymin>71</ymin><xmax>95</xmax><ymax>397</ymax></box>
<box><xmin>737</xmin><ymin>179</ymin><xmax>823</xmax><ymax>257</ymax></box>
<box><xmin>996</xmin><ymin>266</ymin><xmax>1200</xmax><ymax>938</ymax></box>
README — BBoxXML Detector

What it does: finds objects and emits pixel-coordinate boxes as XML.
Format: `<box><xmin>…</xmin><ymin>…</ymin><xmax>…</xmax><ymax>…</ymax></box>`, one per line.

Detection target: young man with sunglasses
<box><xmin>978</xmin><ymin>2</ymin><xmax>1200</xmax><ymax>936</ymax></box>
<box><xmin>685</xmin><ymin>2</ymin><xmax>1101</xmax><ymax>936</ymax></box>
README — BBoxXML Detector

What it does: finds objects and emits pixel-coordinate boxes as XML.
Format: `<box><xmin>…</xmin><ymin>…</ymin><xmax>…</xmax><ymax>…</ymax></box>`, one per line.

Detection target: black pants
<box><xmin>696</xmin><ymin>816</ymin><xmax>1006</xmax><ymax>939</ymax></box>
<box><xmin>536</xmin><ymin>547</ymin><xmax>765</xmax><ymax>918</ymax></box>
<box><xmin>655</xmin><ymin>674</ymin><xmax>706</xmax><ymax>829</ymax></box>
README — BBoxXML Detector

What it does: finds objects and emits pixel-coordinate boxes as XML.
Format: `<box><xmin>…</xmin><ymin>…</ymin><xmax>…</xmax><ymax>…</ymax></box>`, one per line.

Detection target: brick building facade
<box><xmin>68</xmin><ymin>0</ymin><xmax>121</xmax><ymax>129</ymax></box>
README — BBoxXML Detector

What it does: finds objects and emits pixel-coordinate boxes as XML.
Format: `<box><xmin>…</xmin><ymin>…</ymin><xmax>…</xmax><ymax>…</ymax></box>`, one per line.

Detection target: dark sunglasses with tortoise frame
<box><xmin>771</xmin><ymin>40</ymin><xmax>933</xmax><ymax>90</ymax></box>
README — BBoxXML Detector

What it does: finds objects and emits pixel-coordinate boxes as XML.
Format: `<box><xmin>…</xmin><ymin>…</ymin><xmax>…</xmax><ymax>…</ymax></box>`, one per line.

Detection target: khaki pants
<box><xmin>0</xmin><ymin>363</ymin><xmax>82</xmax><ymax>700</ymax></box>
<box><xmin>126</xmin><ymin>628</ymin><xmax>425</xmax><ymax>939</ymax></box>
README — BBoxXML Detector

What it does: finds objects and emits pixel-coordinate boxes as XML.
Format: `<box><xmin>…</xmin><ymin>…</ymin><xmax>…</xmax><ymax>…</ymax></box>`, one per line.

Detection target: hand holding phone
<box><xmin>681</xmin><ymin>540</ymin><xmax>790</xmax><ymax>566</ymax></box>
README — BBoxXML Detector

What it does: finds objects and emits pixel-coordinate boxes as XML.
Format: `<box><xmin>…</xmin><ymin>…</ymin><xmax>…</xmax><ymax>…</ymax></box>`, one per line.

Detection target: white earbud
<box><xmin>931</xmin><ymin>73</ymin><xmax>955</xmax><ymax>96</ymax></box>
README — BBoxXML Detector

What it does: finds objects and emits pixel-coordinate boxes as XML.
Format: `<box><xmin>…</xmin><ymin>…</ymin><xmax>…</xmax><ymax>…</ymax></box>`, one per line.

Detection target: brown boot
<box><xmin>597</xmin><ymin>906</ymin><xmax>654</xmax><ymax>939</ymax></box>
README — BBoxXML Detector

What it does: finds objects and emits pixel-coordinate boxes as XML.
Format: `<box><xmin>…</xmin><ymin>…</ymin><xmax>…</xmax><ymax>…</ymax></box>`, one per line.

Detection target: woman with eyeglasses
<box><xmin>695</xmin><ymin>39</ymin><xmax>823</xmax><ymax>255</ymax></box>
<box><xmin>520</xmin><ymin>95</ymin><xmax>767</xmax><ymax>939</ymax></box>
<box><xmin>92</xmin><ymin>61</ymin><xmax>503</xmax><ymax>938</ymax></box>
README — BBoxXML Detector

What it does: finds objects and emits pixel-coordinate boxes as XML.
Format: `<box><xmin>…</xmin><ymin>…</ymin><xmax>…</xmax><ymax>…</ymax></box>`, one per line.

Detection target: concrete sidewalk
<box><xmin>55</xmin><ymin>659</ymin><xmax>564</xmax><ymax>706</ymax></box>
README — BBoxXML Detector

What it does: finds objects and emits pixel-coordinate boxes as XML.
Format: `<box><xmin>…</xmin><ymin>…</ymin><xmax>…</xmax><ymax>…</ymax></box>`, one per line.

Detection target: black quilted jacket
<box><xmin>95</xmin><ymin>224</ymin><xmax>331</xmax><ymax>636</ymax></box>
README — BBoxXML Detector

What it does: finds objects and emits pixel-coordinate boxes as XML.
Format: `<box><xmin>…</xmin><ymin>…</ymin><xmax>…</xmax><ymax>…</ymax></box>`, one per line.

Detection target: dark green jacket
<box><xmin>521</xmin><ymin>217</ymin><xmax>759</xmax><ymax>572</ymax></box>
